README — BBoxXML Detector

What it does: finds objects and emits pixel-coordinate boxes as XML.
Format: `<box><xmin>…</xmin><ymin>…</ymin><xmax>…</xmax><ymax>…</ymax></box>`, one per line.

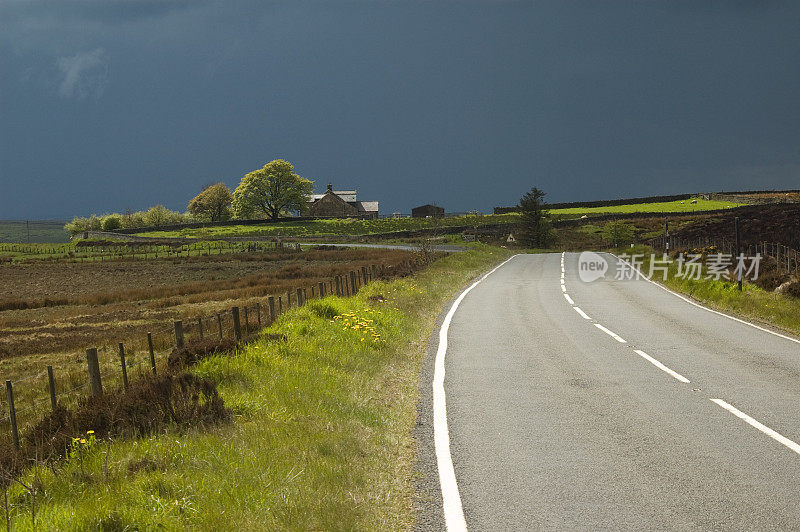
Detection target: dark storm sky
<box><xmin>2</xmin><ymin>1</ymin><xmax>799</xmax><ymax>219</ymax></box>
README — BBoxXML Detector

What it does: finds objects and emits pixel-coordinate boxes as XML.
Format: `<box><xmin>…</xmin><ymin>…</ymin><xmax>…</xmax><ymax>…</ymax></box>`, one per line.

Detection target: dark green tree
<box><xmin>517</xmin><ymin>187</ymin><xmax>556</xmax><ymax>248</ymax></box>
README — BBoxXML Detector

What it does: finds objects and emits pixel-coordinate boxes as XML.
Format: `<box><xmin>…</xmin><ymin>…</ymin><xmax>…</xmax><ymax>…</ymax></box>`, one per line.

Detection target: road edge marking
<box><xmin>609</xmin><ymin>253</ymin><xmax>800</xmax><ymax>346</ymax></box>
<box><xmin>433</xmin><ymin>253</ymin><xmax>519</xmax><ymax>531</ymax></box>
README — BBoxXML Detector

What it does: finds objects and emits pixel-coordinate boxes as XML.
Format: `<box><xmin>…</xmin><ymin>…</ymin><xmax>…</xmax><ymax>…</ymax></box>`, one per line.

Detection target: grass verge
<box><xmin>4</xmin><ymin>245</ymin><xmax>512</xmax><ymax>530</ymax></box>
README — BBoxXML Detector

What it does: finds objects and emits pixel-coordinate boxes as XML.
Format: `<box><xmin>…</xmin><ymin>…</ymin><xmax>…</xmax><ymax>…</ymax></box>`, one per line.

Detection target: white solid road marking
<box><xmin>560</xmin><ymin>278</ymin><xmax>565</xmax><ymax>285</ymax></box>
<box><xmin>711</xmin><ymin>399</ymin><xmax>800</xmax><ymax>456</ymax></box>
<box><xmin>563</xmin><ymin>293</ymin><xmax>574</xmax><ymax>305</ymax></box>
<box><xmin>573</xmin><ymin>306</ymin><xmax>591</xmax><ymax>320</ymax></box>
<box><xmin>633</xmin><ymin>349</ymin><xmax>690</xmax><ymax>383</ymax></box>
<box><xmin>433</xmin><ymin>254</ymin><xmax>518</xmax><ymax>532</ymax></box>
<box><xmin>594</xmin><ymin>323</ymin><xmax>627</xmax><ymax>343</ymax></box>
<box><xmin>561</xmin><ymin>285</ymin><xmax>567</xmax><ymax>293</ymax></box>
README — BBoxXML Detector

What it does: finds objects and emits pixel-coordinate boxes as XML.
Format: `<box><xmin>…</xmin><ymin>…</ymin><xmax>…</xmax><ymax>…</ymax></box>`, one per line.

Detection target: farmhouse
<box><xmin>411</xmin><ymin>204</ymin><xmax>445</xmax><ymax>218</ymax></box>
<box><xmin>306</xmin><ymin>184</ymin><xmax>379</xmax><ymax>219</ymax></box>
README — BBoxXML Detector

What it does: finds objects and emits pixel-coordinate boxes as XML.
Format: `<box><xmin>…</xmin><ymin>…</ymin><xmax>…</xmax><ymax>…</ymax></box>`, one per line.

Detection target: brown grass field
<box><xmin>0</xmin><ymin>246</ymin><xmax>422</xmax><ymax>434</ymax></box>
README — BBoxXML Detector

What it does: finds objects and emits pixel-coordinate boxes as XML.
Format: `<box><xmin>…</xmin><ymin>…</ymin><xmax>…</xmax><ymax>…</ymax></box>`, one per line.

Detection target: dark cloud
<box><xmin>1</xmin><ymin>1</ymin><xmax>799</xmax><ymax>218</ymax></box>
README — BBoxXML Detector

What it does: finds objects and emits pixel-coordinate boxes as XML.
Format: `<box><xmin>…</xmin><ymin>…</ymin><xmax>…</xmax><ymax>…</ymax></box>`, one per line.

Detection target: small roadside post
<box><xmin>735</xmin><ymin>217</ymin><xmax>742</xmax><ymax>291</ymax></box>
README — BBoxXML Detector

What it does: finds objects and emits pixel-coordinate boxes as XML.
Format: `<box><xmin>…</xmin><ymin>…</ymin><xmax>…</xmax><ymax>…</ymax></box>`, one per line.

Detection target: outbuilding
<box><xmin>411</xmin><ymin>204</ymin><xmax>445</xmax><ymax>218</ymax></box>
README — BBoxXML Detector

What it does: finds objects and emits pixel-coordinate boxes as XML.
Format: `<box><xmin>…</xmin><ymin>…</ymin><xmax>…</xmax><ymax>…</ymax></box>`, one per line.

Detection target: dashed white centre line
<box><xmin>563</xmin><ymin>293</ymin><xmax>574</xmax><ymax>305</ymax></box>
<box><xmin>594</xmin><ymin>323</ymin><xmax>627</xmax><ymax>343</ymax></box>
<box><xmin>633</xmin><ymin>349</ymin><xmax>690</xmax><ymax>383</ymax></box>
<box><xmin>573</xmin><ymin>306</ymin><xmax>591</xmax><ymax>320</ymax></box>
<box><xmin>561</xmin><ymin>285</ymin><xmax>567</xmax><ymax>293</ymax></box>
<box><xmin>560</xmin><ymin>278</ymin><xmax>565</xmax><ymax>285</ymax></box>
<box><xmin>711</xmin><ymin>399</ymin><xmax>800</xmax><ymax>456</ymax></box>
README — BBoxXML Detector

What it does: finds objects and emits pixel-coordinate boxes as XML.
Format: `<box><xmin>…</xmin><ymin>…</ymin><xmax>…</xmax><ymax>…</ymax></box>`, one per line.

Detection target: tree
<box><xmin>101</xmin><ymin>214</ymin><xmax>122</xmax><ymax>231</ymax></box>
<box><xmin>142</xmin><ymin>205</ymin><xmax>185</xmax><ymax>227</ymax></box>
<box><xmin>232</xmin><ymin>160</ymin><xmax>314</xmax><ymax>220</ymax></box>
<box><xmin>517</xmin><ymin>187</ymin><xmax>556</xmax><ymax>248</ymax></box>
<box><xmin>188</xmin><ymin>183</ymin><xmax>233</xmax><ymax>222</ymax></box>
<box><xmin>601</xmin><ymin>220</ymin><xmax>635</xmax><ymax>247</ymax></box>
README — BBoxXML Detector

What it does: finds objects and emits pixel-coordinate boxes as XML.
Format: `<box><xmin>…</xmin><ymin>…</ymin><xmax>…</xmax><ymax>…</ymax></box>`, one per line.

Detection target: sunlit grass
<box><xmin>551</xmin><ymin>197</ymin><xmax>743</xmax><ymax>215</ymax></box>
<box><xmin>136</xmin><ymin>214</ymin><xmax>520</xmax><ymax>239</ymax></box>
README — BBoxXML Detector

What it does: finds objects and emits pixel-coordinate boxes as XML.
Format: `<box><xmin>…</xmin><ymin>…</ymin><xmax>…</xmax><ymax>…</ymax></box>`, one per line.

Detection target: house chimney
<box><xmin>327</xmin><ymin>183</ymin><xmax>333</xmax><ymax>192</ymax></box>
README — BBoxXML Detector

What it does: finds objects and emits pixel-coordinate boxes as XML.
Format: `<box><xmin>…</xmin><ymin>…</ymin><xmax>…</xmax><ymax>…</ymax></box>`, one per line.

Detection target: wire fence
<box><xmin>0</xmin><ymin>259</ymin><xmax>421</xmax><ymax>449</ymax></box>
<box><xmin>647</xmin><ymin>234</ymin><xmax>800</xmax><ymax>275</ymax></box>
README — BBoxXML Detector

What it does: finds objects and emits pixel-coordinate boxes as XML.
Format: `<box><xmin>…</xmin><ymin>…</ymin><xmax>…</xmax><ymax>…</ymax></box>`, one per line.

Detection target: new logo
<box><xmin>578</xmin><ymin>251</ymin><xmax>608</xmax><ymax>282</ymax></box>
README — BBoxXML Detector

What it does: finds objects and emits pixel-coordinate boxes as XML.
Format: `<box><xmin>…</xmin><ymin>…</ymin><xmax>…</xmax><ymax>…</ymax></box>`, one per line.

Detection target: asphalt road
<box><xmin>430</xmin><ymin>252</ymin><xmax>800</xmax><ymax>530</ymax></box>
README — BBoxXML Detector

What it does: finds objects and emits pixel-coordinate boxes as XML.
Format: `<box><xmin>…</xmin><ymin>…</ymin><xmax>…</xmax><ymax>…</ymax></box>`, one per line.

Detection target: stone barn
<box><xmin>306</xmin><ymin>184</ymin><xmax>379</xmax><ymax>219</ymax></box>
<box><xmin>411</xmin><ymin>204</ymin><xmax>445</xmax><ymax>218</ymax></box>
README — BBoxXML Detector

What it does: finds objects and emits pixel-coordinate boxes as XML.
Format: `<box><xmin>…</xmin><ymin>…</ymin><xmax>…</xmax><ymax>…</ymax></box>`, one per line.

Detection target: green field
<box><xmin>132</xmin><ymin>198</ymin><xmax>742</xmax><ymax>241</ymax></box>
<box><xmin>549</xmin><ymin>197</ymin><xmax>743</xmax><ymax>215</ymax></box>
<box><xmin>136</xmin><ymin>213</ymin><xmax>519</xmax><ymax>239</ymax></box>
<box><xmin>0</xmin><ymin>220</ymin><xmax>70</xmax><ymax>243</ymax></box>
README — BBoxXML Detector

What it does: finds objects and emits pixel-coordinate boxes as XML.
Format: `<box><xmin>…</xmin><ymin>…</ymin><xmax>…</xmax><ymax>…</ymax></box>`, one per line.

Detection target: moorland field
<box><xmin>0</xmin><ymin>246</ymin><xmax>421</xmax><ymax>436</ymax></box>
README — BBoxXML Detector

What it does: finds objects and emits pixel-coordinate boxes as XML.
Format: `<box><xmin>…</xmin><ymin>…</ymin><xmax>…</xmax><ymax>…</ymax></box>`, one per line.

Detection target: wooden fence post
<box><xmin>198</xmin><ymin>317</ymin><xmax>204</xmax><ymax>340</ymax></box>
<box><xmin>335</xmin><ymin>276</ymin><xmax>341</xmax><ymax>296</ymax></box>
<box><xmin>6</xmin><ymin>381</ymin><xmax>19</xmax><ymax>450</ymax></box>
<box><xmin>361</xmin><ymin>266</ymin><xmax>368</xmax><ymax>284</ymax></box>
<box><xmin>174</xmin><ymin>320</ymin><xmax>185</xmax><ymax>349</ymax></box>
<box><xmin>47</xmin><ymin>365</ymin><xmax>57</xmax><ymax>412</ymax></box>
<box><xmin>217</xmin><ymin>313</ymin><xmax>223</xmax><ymax>340</ymax></box>
<box><xmin>86</xmin><ymin>347</ymin><xmax>103</xmax><ymax>396</ymax></box>
<box><xmin>311</xmin><ymin>286</ymin><xmax>316</xmax><ymax>298</ymax></box>
<box><xmin>147</xmin><ymin>332</ymin><xmax>157</xmax><ymax>374</ymax></box>
<box><xmin>268</xmin><ymin>297</ymin><xmax>276</xmax><ymax>322</ymax></box>
<box><xmin>318</xmin><ymin>282</ymin><xmax>326</xmax><ymax>297</ymax></box>
<box><xmin>257</xmin><ymin>302</ymin><xmax>262</xmax><ymax>327</ymax></box>
<box><xmin>296</xmin><ymin>288</ymin><xmax>304</xmax><ymax>306</ymax></box>
<box><xmin>232</xmin><ymin>307</ymin><xmax>242</xmax><ymax>341</ymax></box>
<box><xmin>118</xmin><ymin>343</ymin><xmax>129</xmax><ymax>389</ymax></box>
<box><xmin>350</xmin><ymin>271</ymin><xmax>357</xmax><ymax>294</ymax></box>
<box><xmin>243</xmin><ymin>306</ymin><xmax>250</xmax><ymax>335</ymax></box>
<box><xmin>287</xmin><ymin>291</ymin><xmax>293</xmax><ymax>308</ymax></box>
<box><xmin>278</xmin><ymin>296</ymin><xmax>283</xmax><ymax>312</ymax></box>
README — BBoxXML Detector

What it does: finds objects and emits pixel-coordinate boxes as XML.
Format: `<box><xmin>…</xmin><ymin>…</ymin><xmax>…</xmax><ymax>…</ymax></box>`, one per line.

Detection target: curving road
<box><xmin>428</xmin><ymin>252</ymin><xmax>800</xmax><ymax>530</ymax></box>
